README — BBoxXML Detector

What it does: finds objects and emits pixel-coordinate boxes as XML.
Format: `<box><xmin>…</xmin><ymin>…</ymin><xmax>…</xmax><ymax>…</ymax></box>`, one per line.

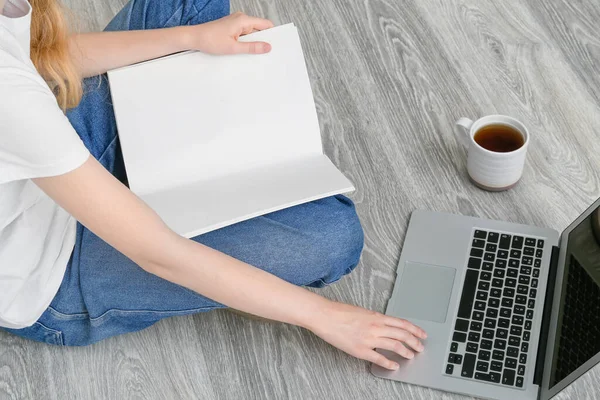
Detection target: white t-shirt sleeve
<box><xmin>0</xmin><ymin>67</ymin><xmax>90</xmax><ymax>184</ymax></box>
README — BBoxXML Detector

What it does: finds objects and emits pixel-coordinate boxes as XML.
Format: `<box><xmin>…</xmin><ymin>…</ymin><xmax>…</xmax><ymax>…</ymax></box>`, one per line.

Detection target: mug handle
<box><xmin>455</xmin><ymin>118</ymin><xmax>473</xmax><ymax>148</ymax></box>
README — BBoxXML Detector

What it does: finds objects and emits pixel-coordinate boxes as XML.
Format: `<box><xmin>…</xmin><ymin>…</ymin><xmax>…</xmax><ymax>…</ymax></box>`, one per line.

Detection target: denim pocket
<box><xmin>3</xmin><ymin>321</ymin><xmax>64</xmax><ymax>346</ymax></box>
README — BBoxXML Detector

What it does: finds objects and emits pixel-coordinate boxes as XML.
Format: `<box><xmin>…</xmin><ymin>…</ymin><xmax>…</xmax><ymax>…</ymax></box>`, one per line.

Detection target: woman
<box><xmin>0</xmin><ymin>0</ymin><xmax>426</xmax><ymax>371</ymax></box>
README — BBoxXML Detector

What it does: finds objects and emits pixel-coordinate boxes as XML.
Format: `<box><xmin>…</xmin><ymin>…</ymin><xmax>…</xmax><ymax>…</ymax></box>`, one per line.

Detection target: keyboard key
<box><xmin>523</xmin><ymin>331</ymin><xmax>530</xmax><ymax>342</ymax></box>
<box><xmin>520</xmin><ymin>354</ymin><xmax>527</xmax><ymax>364</ymax></box>
<box><xmin>484</xmin><ymin>319</ymin><xmax>496</xmax><ymax>329</ymax></box>
<box><xmin>474</xmin><ymin>230</ymin><xmax>487</xmax><ymax>239</ymax></box>
<box><xmin>502</xmin><ymin>368</ymin><xmax>515</xmax><ymax>386</ymax></box>
<box><xmin>500</xmin><ymin>308</ymin><xmax>512</xmax><ymax>318</ymax></box>
<box><xmin>474</xmin><ymin>372</ymin><xmax>491</xmax><ymax>382</ymax></box>
<box><xmin>488</xmin><ymin>298</ymin><xmax>500</xmax><ymax>308</ymax></box>
<box><xmin>529</xmin><ymin>288</ymin><xmax>537</xmax><ymax>298</ymax></box>
<box><xmin>522</xmin><ymin>256</ymin><xmax>533</xmax><ymax>266</ymax></box>
<box><xmin>512</xmin><ymin>236</ymin><xmax>524</xmax><ymax>249</ymax></box>
<box><xmin>526</xmin><ymin>310</ymin><xmax>534</xmax><ymax>320</ymax></box>
<box><xmin>483</xmin><ymin>329</ymin><xmax>494</xmax><ymax>339</ymax></box>
<box><xmin>507</xmin><ymin>346</ymin><xmax>519</xmax><ymax>358</ymax></box>
<box><xmin>509</xmin><ymin>336</ymin><xmax>521</xmax><ymax>347</ymax></box>
<box><xmin>525</xmin><ymin>238</ymin><xmax>536</xmax><ymax>247</ymax></box>
<box><xmin>519</xmin><ymin>275</ymin><xmax>530</xmax><ymax>285</ymax></box>
<box><xmin>534</xmin><ymin>259</ymin><xmax>541</xmax><ymax>268</ymax></box>
<box><xmin>468</xmin><ymin>257</ymin><xmax>482</xmax><ymax>269</ymax></box>
<box><xmin>505</xmin><ymin>278</ymin><xmax>517</xmax><ymax>288</ymax></box>
<box><xmin>448</xmin><ymin>353</ymin><xmax>456</xmax><ymax>363</ymax></box>
<box><xmin>492</xmin><ymin>350</ymin><xmax>505</xmax><ymax>361</ymax></box>
<box><xmin>494</xmin><ymin>339</ymin><xmax>506</xmax><ymax>350</ymax></box>
<box><xmin>491</xmin><ymin>361</ymin><xmax>503</xmax><ymax>372</ymax></box>
<box><xmin>533</xmin><ymin>268</ymin><xmax>540</xmax><ymax>278</ymax></box>
<box><xmin>456</xmin><ymin>318</ymin><xmax>469</xmax><ymax>332</ymax></box>
<box><xmin>531</xmin><ymin>279</ymin><xmax>538</xmax><ymax>288</ymax></box>
<box><xmin>504</xmin><ymin>288</ymin><xmax>515</xmax><ymax>297</ymax></box>
<box><xmin>518</xmin><ymin>364</ymin><xmax>525</xmax><ymax>376</ymax></box>
<box><xmin>520</xmin><ymin>266</ymin><xmax>532</xmax><ymax>275</ymax></box>
<box><xmin>451</xmin><ymin>342</ymin><xmax>458</xmax><ymax>352</ymax></box>
<box><xmin>536</xmin><ymin>249</ymin><xmax>543</xmax><ymax>258</ymax></box>
<box><xmin>486</xmin><ymin>243</ymin><xmax>497</xmax><ymax>252</ymax></box>
<box><xmin>497</xmin><ymin>250</ymin><xmax>509</xmax><ymax>259</ymax></box>
<box><xmin>494</xmin><ymin>269</ymin><xmax>505</xmax><ymax>278</ymax></box>
<box><xmin>476</xmin><ymin>361</ymin><xmax>489</xmax><ymax>372</ymax></box>
<box><xmin>479</xmin><ymin>350</ymin><xmax>491</xmax><ymax>361</ymax></box>
<box><xmin>527</xmin><ymin>299</ymin><xmax>535</xmax><ymax>309</ymax></box>
<box><xmin>516</xmin><ymin>376</ymin><xmax>524</xmax><ymax>387</ymax></box>
<box><xmin>446</xmin><ymin>364</ymin><xmax>454</xmax><ymax>374</ymax></box>
<box><xmin>507</xmin><ymin>268</ymin><xmax>518</xmax><ymax>278</ymax></box>
<box><xmin>471</xmin><ymin>321</ymin><xmax>483</xmax><ymax>332</ymax></box>
<box><xmin>490</xmin><ymin>372</ymin><xmax>501</xmax><ymax>383</ymax></box>
<box><xmin>472</xmin><ymin>311</ymin><xmax>484</xmax><ymax>321</ymax></box>
<box><xmin>467</xmin><ymin>342</ymin><xmax>478</xmax><ymax>353</ymax></box>
<box><xmin>453</xmin><ymin>332</ymin><xmax>467</xmax><ymax>342</ymax></box>
<box><xmin>458</xmin><ymin>269</ymin><xmax>479</xmax><ymax>318</ymax></box>
<box><xmin>486</xmin><ymin>308</ymin><xmax>499</xmax><ymax>318</ymax></box>
<box><xmin>509</xmin><ymin>259</ymin><xmax>520</xmax><ymax>268</ymax></box>
<box><xmin>476</xmin><ymin>291</ymin><xmax>488</xmax><ymax>301</ymax></box>
<box><xmin>453</xmin><ymin>354</ymin><xmax>463</xmax><ymax>364</ymax></box>
<box><xmin>510</xmin><ymin>249</ymin><xmax>522</xmax><ymax>259</ymax></box>
<box><xmin>525</xmin><ymin>320</ymin><xmax>532</xmax><ymax>330</ymax></box>
<box><xmin>461</xmin><ymin>353</ymin><xmax>476</xmax><ymax>378</ymax></box>
<box><xmin>511</xmin><ymin>326</ymin><xmax>523</xmax><ymax>336</ymax></box>
<box><xmin>488</xmin><ymin>232</ymin><xmax>499</xmax><ymax>243</ymax></box>
<box><xmin>490</xmin><ymin>288</ymin><xmax>501</xmax><ymax>298</ymax></box>
<box><xmin>517</xmin><ymin>285</ymin><xmax>528</xmax><ymax>295</ymax></box>
<box><xmin>523</xmin><ymin>247</ymin><xmax>535</xmax><ymax>256</ymax></box>
<box><xmin>475</xmin><ymin>301</ymin><xmax>486</xmax><ymax>311</ymax></box>
<box><xmin>537</xmin><ymin>239</ymin><xmax>544</xmax><ymax>248</ymax></box>
<box><xmin>495</xmin><ymin>259</ymin><xmax>507</xmax><ymax>269</ymax></box>
<box><xmin>498</xmin><ymin>318</ymin><xmax>510</xmax><ymax>328</ymax></box>
<box><xmin>481</xmin><ymin>340</ymin><xmax>493</xmax><ymax>350</ymax></box>
<box><xmin>502</xmin><ymin>298</ymin><xmax>513</xmax><ymax>308</ymax></box>
<box><xmin>492</xmin><ymin>278</ymin><xmax>503</xmax><ymax>288</ymax></box>
<box><xmin>472</xmin><ymin>239</ymin><xmax>485</xmax><ymax>248</ymax></box>
<box><xmin>521</xmin><ymin>342</ymin><xmax>529</xmax><ymax>353</ymax></box>
<box><xmin>469</xmin><ymin>332</ymin><xmax>481</xmax><ymax>342</ymax></box>
<box><xmin>505</xmin><ymin>358</ymin><xmax>517</xmax><ymax>369</ymax></box>
<box><xmin>512</xmin><ymin>316</ymin><xmax>524</xmax><ymax>325</ymax></box>
<box><xmin>471</xmin><ymin>248</ymin><xmax>484</xmax><ymax>258</ymax></box>
<box><xmin>484</xmin><ymin>253</ymin><xmax>495</xmax><ymax>262</ymax></box>
<box><xmin>482</xmin><ymin>262</ymin><xmax>494</xmax><ymax>271</ymax></box>
<box><xmin>481</xmin><ymin>272</ymin><xmax>492</xmax><ymax>281</ymax></box>
<box><xmin>514</xmin><ymin>305</ymin><xmax>526</xmax><ymax>315</ymax></box>
<box><xmin>497</xmin><ymin>329</ymin><xmax>508</xmax><ymax>339</ymax></box>
<box><xmin>516</xmin><ymin>295</ymin><xmax>527</xmax><ymax>305</ymax></box>
<box><xmin>499</xmin><ymin>234</ymin><xmax>511</xmax><ymax>249</ymax></box>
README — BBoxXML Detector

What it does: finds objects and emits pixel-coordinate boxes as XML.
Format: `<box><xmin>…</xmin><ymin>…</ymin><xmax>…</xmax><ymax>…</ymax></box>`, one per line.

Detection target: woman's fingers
<box><xmin>364</xmin><ymin>349</ymin><xmax>399</xmax><ymax>370</ymax></box>
<box><xmin>378</xmin><ymin>327</ymin><xmax>424</xmax><ymax>353</ymax></box>
<box><xmin>375</xmin><ymin>338</ymin><xmax>415</xmax><ymax>359</ymax></box>
<box><xmin>383</xmin><ymin>316</ymin><xmax>427</xmax><ymax>339</ymax></box>
<box><xmin>232</xmin><ymin>41</ymin><xmax>272</xmax><ymax>54</ymax></box>
<box><xmin>243</xmin><ymin>15</ymin><xmax>275</xmax><ymax>31</ymax></box>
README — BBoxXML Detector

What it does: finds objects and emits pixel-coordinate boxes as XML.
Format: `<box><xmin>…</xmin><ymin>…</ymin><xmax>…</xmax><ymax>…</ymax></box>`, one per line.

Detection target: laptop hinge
<box><xmin>533</xmin><ymin>245</ymin><xmax>560</xmax><ymax>385</ymax></box>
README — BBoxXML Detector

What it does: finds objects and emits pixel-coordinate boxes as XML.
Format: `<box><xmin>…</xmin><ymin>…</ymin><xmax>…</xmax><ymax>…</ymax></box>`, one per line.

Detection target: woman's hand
<box><xmin>309</xmin><ymin>302</ymin><xmax>427</xmax><ymax>370</ymax></box>
<box><xmin>182</xmin><ymin>12</ymin><xmax>274</xmax><ymax>55</ymax></box>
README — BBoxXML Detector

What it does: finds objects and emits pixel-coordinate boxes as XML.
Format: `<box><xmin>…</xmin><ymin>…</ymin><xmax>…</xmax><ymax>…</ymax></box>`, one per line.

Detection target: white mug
<box><xmin>455</xmin><ymin>115</ymin><xmax>529</xmax><ymax>191</ymax></box>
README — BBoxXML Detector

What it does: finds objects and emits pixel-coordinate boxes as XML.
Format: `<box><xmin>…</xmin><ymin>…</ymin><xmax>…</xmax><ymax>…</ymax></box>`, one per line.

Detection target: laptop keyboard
<box><xmin>444</xmin><ymin>229</ymin><xmax>544</xmax><ymax>389</ymax></box>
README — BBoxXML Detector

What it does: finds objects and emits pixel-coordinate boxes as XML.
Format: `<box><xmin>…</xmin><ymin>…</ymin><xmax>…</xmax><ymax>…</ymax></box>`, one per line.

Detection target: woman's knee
<box><xmin>302</xmin><ymin>196</ymin><xmax>365</xmax><ymax>287</ymax></box>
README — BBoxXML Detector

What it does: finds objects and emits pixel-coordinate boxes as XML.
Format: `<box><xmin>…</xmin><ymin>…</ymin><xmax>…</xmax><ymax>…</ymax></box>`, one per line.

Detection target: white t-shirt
<box><xmin>0</xmin><ymin>0</ymin><xmax>90</xmax><ymax>329</ymax></box>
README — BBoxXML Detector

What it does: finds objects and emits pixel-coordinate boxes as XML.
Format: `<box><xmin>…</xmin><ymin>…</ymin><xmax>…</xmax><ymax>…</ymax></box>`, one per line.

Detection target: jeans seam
<box><xmin>34</xmin><ymin>321</ymin><xmax>64</xmax><ymax>345</ymax></box>
<box><xmin>97</xmin><ymin>135</ymin><xmax>118</xmax><ymax>164</ymax></box>
<box><xmin>48</xmin><ymin>305</ymin><xmax>224</xmax><ymax>323</ymax></box>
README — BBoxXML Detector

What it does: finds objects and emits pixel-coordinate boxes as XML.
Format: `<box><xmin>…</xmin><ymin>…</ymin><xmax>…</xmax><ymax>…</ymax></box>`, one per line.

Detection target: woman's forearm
<box><xmin>148</xmin><ymin>234</ymin><xmax>330</xmax><ymax>330</ymax></box>
<box><xmin>69</xmin><ymin>27</ymin><xmax>192</xmax><ymax>77</ymax></box>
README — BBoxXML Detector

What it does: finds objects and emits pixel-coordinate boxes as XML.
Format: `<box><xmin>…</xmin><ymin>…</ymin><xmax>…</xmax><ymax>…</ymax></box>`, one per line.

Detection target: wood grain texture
<box><xmin>2</xmin><ymin>0</ymin><xmax>599</xmax><ymax>398</ymax></box>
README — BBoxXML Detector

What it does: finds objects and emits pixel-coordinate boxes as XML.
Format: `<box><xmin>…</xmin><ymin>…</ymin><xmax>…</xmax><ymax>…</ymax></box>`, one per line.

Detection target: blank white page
<box><xmin>108</xmin><ymin>24</ymin><xmax>323</xmax><ymax>195</ymax></box>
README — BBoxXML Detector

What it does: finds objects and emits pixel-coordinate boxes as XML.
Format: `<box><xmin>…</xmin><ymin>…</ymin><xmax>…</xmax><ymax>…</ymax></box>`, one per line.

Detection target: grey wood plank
<box><xmin>1</xmin><ymin>0</ymin><xmax>598</xmax><ymax>399</ymax></box>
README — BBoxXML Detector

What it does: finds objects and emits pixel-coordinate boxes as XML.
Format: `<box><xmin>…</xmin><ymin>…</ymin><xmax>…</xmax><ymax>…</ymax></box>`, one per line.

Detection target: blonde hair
<box><xmin>30</xmin><ymin>0</ymin><xmax>82</xmax><ymax>110</ymax></box>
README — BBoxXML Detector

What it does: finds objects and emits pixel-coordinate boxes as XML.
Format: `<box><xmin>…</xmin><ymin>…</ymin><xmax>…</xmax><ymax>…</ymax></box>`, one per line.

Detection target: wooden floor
<box><xmin>4</xmin><ymin>0</ymin><xmax>600</xmax><ymax>398</ymax></box>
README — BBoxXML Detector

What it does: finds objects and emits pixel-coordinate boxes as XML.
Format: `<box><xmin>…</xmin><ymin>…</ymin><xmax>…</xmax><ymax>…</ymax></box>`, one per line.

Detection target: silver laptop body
<box><xmin>372</xmin><ymin>197</ymin><xmax>600</xmax><ymax>400</ymax></box>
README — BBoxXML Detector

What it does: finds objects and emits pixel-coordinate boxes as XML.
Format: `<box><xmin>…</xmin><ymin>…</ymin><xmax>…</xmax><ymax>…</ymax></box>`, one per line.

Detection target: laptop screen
<box><xmin>548</xmin><ymin>205</ymin><xmax>600</xmax><ymax>389</ymax></box>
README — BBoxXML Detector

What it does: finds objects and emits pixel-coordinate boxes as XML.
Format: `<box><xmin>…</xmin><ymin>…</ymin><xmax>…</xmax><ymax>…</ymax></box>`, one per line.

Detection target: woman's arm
<box><xmin>35</xmin><ymin>156</ymin><xmax>426</xmax><ymax>370</ymax></box>
<box><xmin>70</xmin><ymin>13</ymin><xmax>274</xmax><ymax>77</ymax></box>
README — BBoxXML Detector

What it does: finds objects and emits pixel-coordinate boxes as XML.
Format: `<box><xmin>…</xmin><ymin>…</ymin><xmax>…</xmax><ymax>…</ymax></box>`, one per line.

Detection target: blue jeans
<box><xmin>4</xmin><ymin>0</ymin><xmax>364</xmax><ymax>346</ymax></box>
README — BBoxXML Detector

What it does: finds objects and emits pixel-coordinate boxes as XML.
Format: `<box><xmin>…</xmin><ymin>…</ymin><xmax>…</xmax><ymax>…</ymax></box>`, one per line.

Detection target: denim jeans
<box><xmin>4</xmin><ymin>0</ymin><xmax>364</xmax><ymax>346</ymax></box>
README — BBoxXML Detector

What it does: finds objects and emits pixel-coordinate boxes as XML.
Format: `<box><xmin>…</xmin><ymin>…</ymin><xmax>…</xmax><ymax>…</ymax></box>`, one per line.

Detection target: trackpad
<box><xmin>394</xmin><ymin>262</ymin><xmax>456</xmax><ymax>323</ymax></box>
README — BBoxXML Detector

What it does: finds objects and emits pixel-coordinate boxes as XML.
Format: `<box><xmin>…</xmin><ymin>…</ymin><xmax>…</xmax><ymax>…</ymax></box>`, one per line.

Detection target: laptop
<box><xmin>371</xmin><ymin>198</ymin><xmax>600</xmax><ymax>400</ymax></box>
<box><xmin>106</xmin><ymin>24</ymin><xmax>353</xmax><ymax>238</ymax></box>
